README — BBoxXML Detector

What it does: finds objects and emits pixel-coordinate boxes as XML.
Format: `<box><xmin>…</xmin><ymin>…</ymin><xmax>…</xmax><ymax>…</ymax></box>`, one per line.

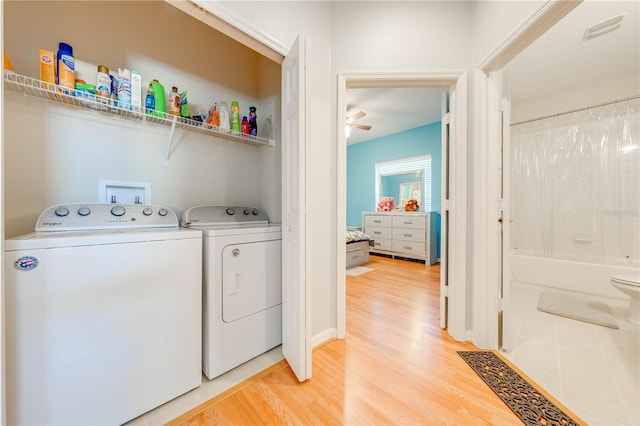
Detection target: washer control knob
<box><xmin>142</xmin><ymin>208</ymin><xmax>153</xmax><ymax>216</ymax></box>
<box><xmin>252</xmin><ymin>209</ymin><xmax>259</xmax><ymax>216</ymax></box>
<box><xmin>226</xmin><ymin>208</ymin><xmax>235</xmax><ymax>216</ymax></box>
<box><xmin>158</xmin><ymin>208</ymin><xmax>168</xmax><ymax>217</ymax></box>
<box><xmin>110</xmin><ymin>205</ymin><xmax>126</xmax><ymax>217</ymax></box>
<box><xmin>77</xmin><ymin>207</ymin><xmax>91</xmax><ymax>217</ymax></box>
<box><xmin>54</xmin><ymin>207</ymin><xmax>69</xmax><ymax>217</ymax></box>
<box><xmin>243</xmin><ymin>209</ymin><xmax>251</xmax><ymax>215</ymax></box>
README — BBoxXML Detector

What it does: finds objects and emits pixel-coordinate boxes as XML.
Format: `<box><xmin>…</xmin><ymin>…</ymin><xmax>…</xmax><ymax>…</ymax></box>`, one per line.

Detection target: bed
<box><xmin>346</xmin><ymin>230</ymin><xmax>373</xmax><ymax>268</ymax></box>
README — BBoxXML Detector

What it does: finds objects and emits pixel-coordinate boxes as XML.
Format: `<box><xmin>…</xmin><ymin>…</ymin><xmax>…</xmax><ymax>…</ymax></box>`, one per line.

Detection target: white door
<box><xmin>439</xmin><ymin>90</ymin><xmax>450</xmax><ymax>329</ymax></box>
<box><xmin>495</xmin><ymin>72</ymin><xmax>512</xmax><ymax>351</ymax></box>
<box><xmin>281</xmin><ymin>35</ymin><xmax>311</xmax><ymax>382</ymax></box>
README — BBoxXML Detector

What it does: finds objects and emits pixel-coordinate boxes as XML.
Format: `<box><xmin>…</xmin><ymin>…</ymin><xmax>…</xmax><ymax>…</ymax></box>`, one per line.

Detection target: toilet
<box><xmin>610</xmin><ymin>274</ymin><xmax>640</xmax><ymax>326</ymax></box>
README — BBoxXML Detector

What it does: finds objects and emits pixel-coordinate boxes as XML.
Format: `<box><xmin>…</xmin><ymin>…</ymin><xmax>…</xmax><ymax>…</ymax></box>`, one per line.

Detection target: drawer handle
<box><xmin>375</xmin><ymin>242</ymin><xmax>381</xmax><ymax>246</ymax></box>
<box><xmin>352</xmin><ymin>255</ymin><xmax>359</xmax><ymax>260</ymax></box>
<box><xmin>403</xmin><ymin>221</ymin><xmax>413</xmax><ymax>224</ymax></box>
<box><xmin>403</xmin><ymin>246</ymin><xmax>413</xmax><ymax>250</ymax></box>
<box><xmin>403</xmin><ymin>234</ymin><xmax>413</xmax><ymax>237</ymax></box>
<box><xmin>374</xmin><ymin>231</ymin><xmax>381</xmax><ymax>235</ymax></box>
<box><xmin>374</xmin><ymin>220</ymin><xmax>382</xmax><ymax>223</ymax></box>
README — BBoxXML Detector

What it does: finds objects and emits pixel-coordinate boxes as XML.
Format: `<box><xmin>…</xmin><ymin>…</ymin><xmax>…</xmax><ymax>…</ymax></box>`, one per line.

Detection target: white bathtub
<box><xmin>510</xmin><ymin>254</ymin><xmax>640</xmax><ymax>299</ymax></box>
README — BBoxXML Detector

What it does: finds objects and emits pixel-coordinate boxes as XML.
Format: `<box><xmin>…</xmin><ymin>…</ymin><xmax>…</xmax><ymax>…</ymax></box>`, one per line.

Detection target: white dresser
<box><xmin>362</xmin><ymin>211</ymin><xmax>438</xmax><ymax>265</ymax></box>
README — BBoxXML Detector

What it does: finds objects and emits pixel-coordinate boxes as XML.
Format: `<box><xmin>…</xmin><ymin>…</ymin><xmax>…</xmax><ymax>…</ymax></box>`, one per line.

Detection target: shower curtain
<box><xmin>510</xmin><ymin>98</ymin><xmax>640</xmax><ymax>267</ymax></box>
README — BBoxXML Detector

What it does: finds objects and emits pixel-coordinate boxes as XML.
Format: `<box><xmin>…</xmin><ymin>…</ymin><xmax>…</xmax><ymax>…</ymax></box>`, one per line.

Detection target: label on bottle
<box><xmin>117</xmin><ymin>80</ymin><xmax>132</xmax><ymax>109</ymax></box>
<box><xmin>146</xmin><ymin>93</ymin><xmax>155</xmax><ymax>112</ymax></box>
<box><xmin>96</xmin><ymin>72</ymin><xmax>111</xmax><ymax>98</ymax></box>
<box><xmin>231</xmin><ymin>105</ymin><xmax>240</xmax><ymax>132</ymax></box>
<box><xmin>169</xmin><ymin>92</ymin><xmax>180</xmax><ymax>115</ymax></box>
<box><xmin>57</xmin><ymin>54</ymin><xmax>75</xmax><ymax>89</ymax></box>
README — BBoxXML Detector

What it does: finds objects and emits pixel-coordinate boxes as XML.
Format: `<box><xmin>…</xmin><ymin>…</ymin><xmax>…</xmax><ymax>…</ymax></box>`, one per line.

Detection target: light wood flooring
<box><xmin>167</xmin><ymin>255</ymin><xmax>522</xmax><ymax>425</ymax></box>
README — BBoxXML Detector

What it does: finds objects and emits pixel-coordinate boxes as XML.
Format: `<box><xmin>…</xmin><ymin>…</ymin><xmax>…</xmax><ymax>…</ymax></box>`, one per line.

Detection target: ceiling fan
<box><xmin>346</xmin><ymin>111</ymin><xmax>372</xmax><ymax>131</ymax></box>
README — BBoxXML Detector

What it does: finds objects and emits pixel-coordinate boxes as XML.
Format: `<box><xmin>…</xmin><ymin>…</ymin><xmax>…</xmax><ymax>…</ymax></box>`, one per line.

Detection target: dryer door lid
<box><xmin>222</xmin><ymin>240</ymin><xmax>282</xmax><ymax>323</ymax></box>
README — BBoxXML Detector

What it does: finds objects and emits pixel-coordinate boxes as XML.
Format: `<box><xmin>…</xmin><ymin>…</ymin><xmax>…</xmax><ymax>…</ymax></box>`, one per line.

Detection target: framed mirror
<box><xmin>380</xmin><ymin>172</ymin><xmax>422</xmax><ymax>208</ymax></box>
<box><xmin>375</xmin><ymin>155</ymin><xmax>430</xmax><ymax>211</ymax></box>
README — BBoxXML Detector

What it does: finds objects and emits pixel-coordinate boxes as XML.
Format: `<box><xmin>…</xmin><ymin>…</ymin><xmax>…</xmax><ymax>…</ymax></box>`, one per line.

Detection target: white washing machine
<box><xmin>4</xmin><ymin>203</ymin><xmax>203</xmax><ymax>426</ymax></box>
<box><xmin>182</xmin><ymin>206</ymin><xmax>281</xmax><ymax>379</ymax></box>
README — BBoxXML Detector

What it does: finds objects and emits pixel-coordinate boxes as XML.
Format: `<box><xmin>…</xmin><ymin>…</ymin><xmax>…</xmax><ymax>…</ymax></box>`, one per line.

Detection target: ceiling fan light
<box><xmin>583</xmin><ymin>13</ymin><xmax>625</xmax><ymax>41</ymax></box>
<box><xmin>344</xmin><ymin>124</ymin><xmax>351</xmax><ymax>138</ymax></box>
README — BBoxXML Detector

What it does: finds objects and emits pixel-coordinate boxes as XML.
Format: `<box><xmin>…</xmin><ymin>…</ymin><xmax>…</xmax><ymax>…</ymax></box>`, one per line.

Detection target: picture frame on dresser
<box><xmin>362</xmin><ymin>211</ymin><xmax>438</xmax><ymax>266</ymax></box>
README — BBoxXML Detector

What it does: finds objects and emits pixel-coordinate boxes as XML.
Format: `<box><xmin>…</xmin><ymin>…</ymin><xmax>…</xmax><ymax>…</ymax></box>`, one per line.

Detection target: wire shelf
<box><xmin>3</xmin><ymin>71</ymin><xmax>275</xmax><ymax>149</ymax></box>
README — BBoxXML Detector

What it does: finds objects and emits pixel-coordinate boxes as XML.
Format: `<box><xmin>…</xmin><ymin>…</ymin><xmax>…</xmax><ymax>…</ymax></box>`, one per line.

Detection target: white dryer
<box><xmin>4</xmin><ymin>203</ymin><xmax>202</xmax><ymax>426</ymax></box>
<box><xmin>182</xmin><ymin>206</ymin><xmax>281</xmax><ymax>380</ymax></box>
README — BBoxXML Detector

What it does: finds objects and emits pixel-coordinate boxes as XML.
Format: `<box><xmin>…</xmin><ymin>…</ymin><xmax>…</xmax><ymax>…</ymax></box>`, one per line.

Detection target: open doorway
<box><xmin>344</xmin><ymin>86</ymin><xmax>443</xmax><ymax>271</ymax></box>
<box><xmin>336</xmin><ymin>72</ymin><xmax>468</xmax><ymax>342</ymax></box>
<box><xmin>474</xmin><ymin>1</ymin><xmax>638</xmax><ymax>423</ymax></box>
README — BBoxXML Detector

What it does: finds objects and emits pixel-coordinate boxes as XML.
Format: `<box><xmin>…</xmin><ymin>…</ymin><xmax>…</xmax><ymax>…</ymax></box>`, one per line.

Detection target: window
<box><xmin>375</xmin><ymin>155</ymin><xmax>432</xmax><ymax>211</ymax></box>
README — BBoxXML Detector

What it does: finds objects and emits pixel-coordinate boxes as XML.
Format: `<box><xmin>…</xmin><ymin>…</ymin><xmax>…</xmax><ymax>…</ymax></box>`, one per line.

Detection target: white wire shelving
<box><xmin>3</xmin><ymin>71</ymin><xmax>274</xmax><ymax>160</ymax></box>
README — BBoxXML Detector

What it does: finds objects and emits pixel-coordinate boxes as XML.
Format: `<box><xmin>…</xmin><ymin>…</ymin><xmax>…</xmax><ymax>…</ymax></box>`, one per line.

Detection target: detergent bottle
<box><xmin>56</xmin><ymin>42</ymin><xmax>75</xmax><ymax>91</ymax></box>
<box><xmin>151</xmin><ymin>79</ymin><xmax>165</xmax><ymax>116</ymax></box>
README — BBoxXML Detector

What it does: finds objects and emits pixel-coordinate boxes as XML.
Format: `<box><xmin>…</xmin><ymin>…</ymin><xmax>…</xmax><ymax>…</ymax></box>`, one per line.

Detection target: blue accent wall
<box><xmin>347</xmin><ymin>122</ymin><xmax>441</xmax><ymax>256</ymax></box>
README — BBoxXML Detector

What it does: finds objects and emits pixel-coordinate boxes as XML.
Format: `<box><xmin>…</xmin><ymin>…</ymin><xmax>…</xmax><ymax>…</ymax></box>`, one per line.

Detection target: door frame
<box><xmin>166</xmin><ymin>0</ymin><xmax>288</xmax><ymax>63</ymax></box>
<box><xmin>336</xmin><ymin>71</ymin><xmax>468</xmax><ymax>341</ymax></box>
<box><xmin>471</xmin><ymin>0</ymin><xmax>582</xmax><ymax>349</ymax></box>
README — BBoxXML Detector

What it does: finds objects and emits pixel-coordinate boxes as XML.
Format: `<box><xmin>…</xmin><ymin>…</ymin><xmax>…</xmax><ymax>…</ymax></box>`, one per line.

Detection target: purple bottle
<box><xmin>249</xmin><ymin>106</ymin><xmax>258</xmax><ymax>136</ymax></box>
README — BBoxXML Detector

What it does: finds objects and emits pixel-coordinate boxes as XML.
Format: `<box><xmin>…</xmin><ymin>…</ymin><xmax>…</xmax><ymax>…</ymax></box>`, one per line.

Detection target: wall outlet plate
<box><xmin>98</xmin><ymin>179</ymin><xmax>151</xmax><ymax>204</ymax></box>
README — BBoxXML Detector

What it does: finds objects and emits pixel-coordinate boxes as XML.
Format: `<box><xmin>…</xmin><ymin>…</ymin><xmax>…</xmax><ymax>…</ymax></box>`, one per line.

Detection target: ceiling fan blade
<box><xmin>347</xmin><ymin>111</ymin><xmax>367</xmax><ymax>121</ymax></box>
<box><xmin>350</xmin><ymin>124</ymin><xmax>372</xmax><ymax>131</ymax></box>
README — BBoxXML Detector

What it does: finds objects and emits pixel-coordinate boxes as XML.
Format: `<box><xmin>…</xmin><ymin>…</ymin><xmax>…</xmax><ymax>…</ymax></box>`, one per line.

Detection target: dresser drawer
<box><xmin>370</xmin><ymin>238</ymin><xmax>392</xmax><ymax>251</ymax></box>
<box><xmin>392</xmin><ymin>228</ymin><xmax>425</xmax><ymax>243</ymax></box>
<box><xmin>392</xmin><ymin>240</ymin><xmax>426</xmax><ymax>257</ymax></box>
<box><xmin>365</xmin><ymin>226</ymin><xmax>392</xmax><ymax>240</ymax></box>
<box><xmin>364</xmin><ymin>214</ymin><xmax>392</xmax><ymax>227</ymax></box>
<box><xmin>392</xmin><ymin>216</ymin><xmax>426</xmax><ymax>229</ymax></box>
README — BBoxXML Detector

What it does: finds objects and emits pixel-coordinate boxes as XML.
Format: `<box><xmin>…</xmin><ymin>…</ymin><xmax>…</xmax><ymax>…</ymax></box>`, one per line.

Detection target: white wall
<box><xmin>471</xmin><ymin>0</ymin><xmax>545</xmax><ymax>65</ymax></box>
<box><xmin>511</xmin><ymin>73</ymin><xmax>640</xmax><ymax>123</ymax></box>
<box><xmin>331</xmin><ymin>1</ymin><xmax>473</xmax><ymax>71</ymax></box>
<box><xmin>3</xmin><ymin>1</ymin><xmax>281</xmax><ymax>237</ymax></box>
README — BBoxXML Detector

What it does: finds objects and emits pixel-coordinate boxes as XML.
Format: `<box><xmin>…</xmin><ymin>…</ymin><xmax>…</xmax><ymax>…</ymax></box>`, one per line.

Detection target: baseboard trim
<box><xmin>313</xmin><ymin>328</ymin><xmax>338</xmax><ymax>348</ymax></box>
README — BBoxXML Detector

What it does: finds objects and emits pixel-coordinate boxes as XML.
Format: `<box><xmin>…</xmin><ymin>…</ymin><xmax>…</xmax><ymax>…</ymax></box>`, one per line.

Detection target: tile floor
<box><xmin>502</xmin><ymin>282</ymin><xmax>640</xmax><ymax>426</ymax></box>
<box><xmin>125</xmin><ymin>347</ymin><xmax>285</xmax><ymax>425</ymax></box>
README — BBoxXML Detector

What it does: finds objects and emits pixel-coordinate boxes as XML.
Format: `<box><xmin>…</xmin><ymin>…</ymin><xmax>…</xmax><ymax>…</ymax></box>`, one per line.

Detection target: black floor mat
<box><xmin>458</xmin><ymin>351</ymin><xmax>582</xmax><ymax>426</ymax></box>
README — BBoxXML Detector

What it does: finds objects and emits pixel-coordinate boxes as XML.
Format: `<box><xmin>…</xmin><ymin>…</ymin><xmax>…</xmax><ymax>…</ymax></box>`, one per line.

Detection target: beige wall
<box><xmin>3</xmin><ymin>1</ymin><xmax>281</xmax><ymax>237</ymax></box>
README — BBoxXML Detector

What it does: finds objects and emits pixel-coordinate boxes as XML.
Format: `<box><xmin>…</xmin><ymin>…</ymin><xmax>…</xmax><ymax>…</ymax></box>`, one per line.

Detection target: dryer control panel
<box><xmin>181</xmin><ymin>206</ymin><xmax>269</xmax><ymax>227</ymax></box>
<box><xmin>35</xmin><ymin>203</ymin><xmax>179</xmax><ymax>231</ymax></box>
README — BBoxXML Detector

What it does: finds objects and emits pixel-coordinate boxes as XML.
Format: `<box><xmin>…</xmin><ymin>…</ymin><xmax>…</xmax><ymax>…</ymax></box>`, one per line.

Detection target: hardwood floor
<box><xmin>167</xmin><ymin>255</ymin><xmax>522</xmax><ymax>425</ymax></box>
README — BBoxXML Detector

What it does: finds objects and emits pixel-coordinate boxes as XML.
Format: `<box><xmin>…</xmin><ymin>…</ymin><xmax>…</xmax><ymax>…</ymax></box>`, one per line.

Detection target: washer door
<box><xmin>222</xmin><ymin>240</ymin><xmax>282</xmax><ymax>323</ymax></box>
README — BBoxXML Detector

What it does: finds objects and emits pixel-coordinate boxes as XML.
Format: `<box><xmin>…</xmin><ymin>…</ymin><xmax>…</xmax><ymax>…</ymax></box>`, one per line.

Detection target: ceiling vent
<box><xmin>583</xmin><ymin>13</ymin><xmax>625</xmax><ymax>41</ymax></box>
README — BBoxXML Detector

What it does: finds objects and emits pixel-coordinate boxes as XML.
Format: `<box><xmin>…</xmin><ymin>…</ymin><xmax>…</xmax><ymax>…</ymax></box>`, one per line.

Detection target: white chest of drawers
<box><xmin>362</xmin><ymin>211</ymin><xmax>438</xmax><ymax>265</ymax></box>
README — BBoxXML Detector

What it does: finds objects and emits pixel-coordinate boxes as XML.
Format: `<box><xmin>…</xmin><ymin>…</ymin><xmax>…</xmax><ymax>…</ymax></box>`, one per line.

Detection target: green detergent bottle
<box><xmin>151</xmin><ymin>79</ymin><xmax>165</xmax><ymax>117</ymax></box>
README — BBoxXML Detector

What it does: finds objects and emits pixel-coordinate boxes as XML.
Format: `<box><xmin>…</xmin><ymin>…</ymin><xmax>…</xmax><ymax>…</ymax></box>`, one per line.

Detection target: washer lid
<box><xmin>4</xmin><ymin>228</ymin><xmax>202</xmax><ymax>251</ymax></box>
<box><xmin>198</xmin><ymin>223</ymin><xmax>281</xmax><ymax>237</ymax></box>
<box><xmin>182</xmin><ymin>205</ymin><xmax>269</xmax><ymax>227</ymax></box>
